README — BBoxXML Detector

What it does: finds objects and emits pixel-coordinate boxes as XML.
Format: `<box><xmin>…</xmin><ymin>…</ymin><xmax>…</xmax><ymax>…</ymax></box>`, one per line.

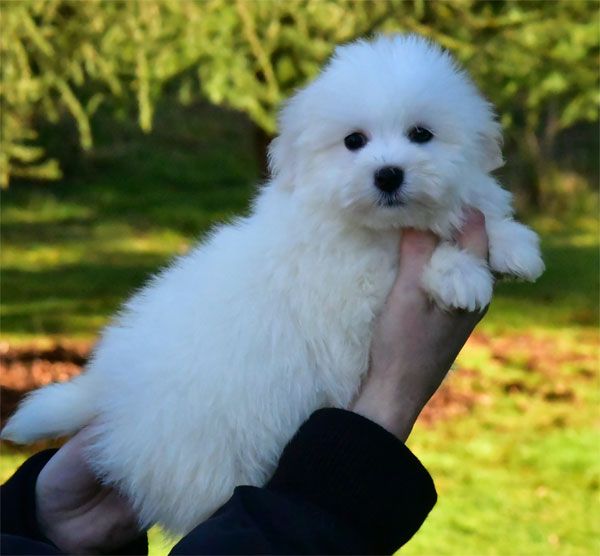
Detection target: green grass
<box><xmin>1</xmin><ymin>100</ymin><xmax>598</xmax><ymax>555</ymax></box>
<box><xmin>402</xmin><ymin>330</ymin><xmax>599</xmax><ymax>556</ymax></box>
<box><xmin>488</xmin><ymin>215</ymin><xmax>599</xmax><ymax>333</ymax></box>
<box><xmin>0</xmin><ymin>446</ymin><xmax>27</xmax><ymax>483</ymax></box>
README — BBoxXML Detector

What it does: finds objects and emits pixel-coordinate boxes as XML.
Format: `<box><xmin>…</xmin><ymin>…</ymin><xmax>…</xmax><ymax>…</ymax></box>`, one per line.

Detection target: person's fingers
<box><xmin>456</xmin><ymin>208</ymin><xmax>488</xmax><ymax>259</ymax></box>
<box><xmin>397</xmin><ymin>228</ymin><xmax>438</xmax><ymax>282</ymax></box>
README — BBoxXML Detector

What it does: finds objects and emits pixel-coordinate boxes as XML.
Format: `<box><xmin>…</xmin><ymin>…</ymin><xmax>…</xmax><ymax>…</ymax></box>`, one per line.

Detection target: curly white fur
<box><xmin>2</xmin><ymin>34</ymin><xmax>544</xmax><ymax>534</ymax></box>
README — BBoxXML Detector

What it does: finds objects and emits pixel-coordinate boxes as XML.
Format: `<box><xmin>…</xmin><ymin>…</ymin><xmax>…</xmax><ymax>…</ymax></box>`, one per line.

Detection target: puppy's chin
<box><xmin>356</xmin><ymin>211</ymin><xmax>408</xmax><ymax>231</ymax></box>
<box><xmin>343</xmin><ymin>201</ymin><xmax>428</xmax><ymax>231</ymax></box>
<box><xmin>339</xmin><ymin>188</ymin><xmax>463</xmax><ymax>234</ymax></box>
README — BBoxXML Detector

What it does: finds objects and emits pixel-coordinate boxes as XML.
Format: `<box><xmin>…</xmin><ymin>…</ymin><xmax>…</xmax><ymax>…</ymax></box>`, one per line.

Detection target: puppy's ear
<box><xmin>268</xmin><ymin>88</ymin><xmax>313</xmax><ymax>189</ymax></box>
<box><xmin>267</xmin><ymin>133</ymin><xmax>297</xmax><ymax>190</ymax></box>
<box><xmin>478</xmin><ymin>125</ymin><xmax>504</xmax><ymax>173</ymax></box>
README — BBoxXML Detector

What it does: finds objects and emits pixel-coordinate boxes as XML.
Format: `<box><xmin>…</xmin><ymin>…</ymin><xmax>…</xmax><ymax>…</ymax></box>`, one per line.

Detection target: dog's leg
<box><xmin>421</xmin><ymin>242</ymin><xmax>493</xmax><ymax>311</ymax></box>
<box><xmin>487</xmin><ymin>218</ymin><xmax>545</xmax><ymax>281</ymax></box>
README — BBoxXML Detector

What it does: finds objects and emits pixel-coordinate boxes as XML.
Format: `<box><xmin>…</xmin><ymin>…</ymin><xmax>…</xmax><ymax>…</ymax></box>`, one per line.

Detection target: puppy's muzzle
<box><xmin>374</xmin><ymin>166</ymin><xmax>404</xmax><ymax>194</ymax></box>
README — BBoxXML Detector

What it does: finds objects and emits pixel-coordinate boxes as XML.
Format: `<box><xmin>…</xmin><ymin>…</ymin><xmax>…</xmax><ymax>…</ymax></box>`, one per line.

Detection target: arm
<box><xmin>352</xmin><ymin>209</ymin><xmax>488</xmax><ymax>440</ymax></box>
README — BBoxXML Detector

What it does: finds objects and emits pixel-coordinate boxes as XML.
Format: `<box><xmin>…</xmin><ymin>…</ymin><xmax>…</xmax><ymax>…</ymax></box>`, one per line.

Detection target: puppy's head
<box><xmin>268</xmin><ymin>34</ymin><xmax>502</xmax><ymax>230</ymax></box>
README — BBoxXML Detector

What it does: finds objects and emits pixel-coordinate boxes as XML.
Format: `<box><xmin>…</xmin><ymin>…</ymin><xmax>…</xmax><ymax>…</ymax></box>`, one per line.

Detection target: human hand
<box><xmin>351</xmin><ymin>209</ymin><xmax>488</xmax><ymax>441</ymax></box>
<box><xmin>36</xmin><ymin>428</ymin><xmax>142</xmax><ymax>554</ymax></box>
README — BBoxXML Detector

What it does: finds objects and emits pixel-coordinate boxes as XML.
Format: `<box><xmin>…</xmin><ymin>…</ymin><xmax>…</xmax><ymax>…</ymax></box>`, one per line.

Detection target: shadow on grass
<box><xmin>1</xmin><ymin>260</ymin><xmax>164</xmax><ymax>336</ymax></box>
<box><xmin>485</xmin><ymin>241</ymin><xmax>599</xmax><ymax>330</ymax></box>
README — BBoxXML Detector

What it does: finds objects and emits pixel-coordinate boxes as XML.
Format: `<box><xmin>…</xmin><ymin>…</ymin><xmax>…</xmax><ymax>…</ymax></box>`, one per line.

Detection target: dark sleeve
<box><xmin>171</xmin><ymin>408</ymin><xmax>437</xmax><ymax>555</ymax></box>
<box><xmin>0</xmin><ymin>449</ymin><xmax>148</xmax><ymax>556</ymax></box>
<box><xmin>1</xmin><ymin>450</ymin><xmax>59</xmax><ymax>546</ymax></box>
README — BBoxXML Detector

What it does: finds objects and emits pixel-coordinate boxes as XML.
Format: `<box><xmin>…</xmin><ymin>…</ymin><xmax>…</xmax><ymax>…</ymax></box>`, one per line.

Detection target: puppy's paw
<box><xmin>487</xmin><ymin>218</ymin><xmax>545</xmax><ymax>281</ymax></box>
<box><xmin>422</xmin><ymin>244</ymin><xmax>493</xmax><ymax>311</ymax></box>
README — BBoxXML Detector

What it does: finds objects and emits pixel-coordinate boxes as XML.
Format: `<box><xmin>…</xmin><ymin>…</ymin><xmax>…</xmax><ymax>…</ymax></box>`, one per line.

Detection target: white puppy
<box><xmin>2</xmin><ymin>35</ymin><xmax>544</xmax><ymax>534</ymax></box>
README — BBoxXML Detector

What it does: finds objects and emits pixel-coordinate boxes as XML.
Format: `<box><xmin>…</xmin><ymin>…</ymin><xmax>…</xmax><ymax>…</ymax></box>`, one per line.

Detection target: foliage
<box><xmin>1</xmin><ymin>0</ymin><xmax>598</xmax><ymax>209</ymax></box>
<box><xmin>402</xmin><ymin>328</ymin><xmax>599</xmax><ymax>556</ymax></box>
<box><xmin>197</xmin><ymin>0</ymin><xmax>600</xmax><ymax>136</ymax></box>
<box><xmin>0</xmin><ymin>0</ymin><xmax>209</xmax><ymax>186</ymax></box>
<box><xmin>195</xmin><ymin>0</ymin><xmax>402</xmax><ymax>133</ymax></box>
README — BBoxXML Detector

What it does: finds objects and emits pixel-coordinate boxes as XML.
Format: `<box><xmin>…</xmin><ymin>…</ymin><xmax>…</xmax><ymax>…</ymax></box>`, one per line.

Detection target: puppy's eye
<box><xmin>344</xmin><ymin>132</ymin><xmax>368</xmax><ymax>151</ymax></box>
<box><xmin>408</xmin><ymin>126</ymin><xmax>434</xmax><ymax>144</ymax></box>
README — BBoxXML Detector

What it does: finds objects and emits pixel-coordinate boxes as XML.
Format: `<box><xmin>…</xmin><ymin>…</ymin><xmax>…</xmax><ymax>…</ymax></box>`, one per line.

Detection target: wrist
<box><xmin>350</xmin><ymin>376</ymin><xmax>423</xmax><ymax>441</ymax></box>
<box><xmin>1</xmin><ymin>449</ymin><xmax>59</xmax><ymax>545</ymax></box>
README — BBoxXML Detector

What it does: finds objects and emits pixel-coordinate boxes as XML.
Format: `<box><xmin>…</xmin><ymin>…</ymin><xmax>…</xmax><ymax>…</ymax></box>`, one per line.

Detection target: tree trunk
<box><xmin>522</xmin><ymin>105</ymin><xmax>560</xmax><ymax>210</ymax></box>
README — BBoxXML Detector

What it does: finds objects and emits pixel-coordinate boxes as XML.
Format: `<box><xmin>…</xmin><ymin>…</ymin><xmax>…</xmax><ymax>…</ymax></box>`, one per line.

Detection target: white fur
<box><xmin>2</xmin><ymin>35</ymin><xmax>544</xmax><ymax>534</ymax></box>
<box><xmin>422</xmin><ymin>244</ymin><xmax>494</xmax><ymax>312</ymax></box>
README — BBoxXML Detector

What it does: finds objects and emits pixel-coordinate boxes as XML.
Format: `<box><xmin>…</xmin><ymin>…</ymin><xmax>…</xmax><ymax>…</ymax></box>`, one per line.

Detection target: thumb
<box><xmin>457</xmin><ymin>209</ymin><xmax>488</xmax><ymax>259</ymax></box>
<box><xmin>398</xmin><ymin>228</ymin><xmax>438</xmax><ymax>282</ymax></box>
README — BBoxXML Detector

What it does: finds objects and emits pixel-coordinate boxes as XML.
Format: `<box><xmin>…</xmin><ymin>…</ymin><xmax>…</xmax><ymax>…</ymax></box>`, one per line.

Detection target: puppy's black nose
<box><xmin>374</xmin><ymin>166</ymin><xmax>404</xmax><ymax>193</ymax></box>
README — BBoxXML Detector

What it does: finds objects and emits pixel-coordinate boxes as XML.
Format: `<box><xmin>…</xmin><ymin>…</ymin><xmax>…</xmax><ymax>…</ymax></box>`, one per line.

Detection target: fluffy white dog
<box><xmin>3</xmin><ymin>35</ymin><xmax>544</xmax><ymax>534</ymax></box>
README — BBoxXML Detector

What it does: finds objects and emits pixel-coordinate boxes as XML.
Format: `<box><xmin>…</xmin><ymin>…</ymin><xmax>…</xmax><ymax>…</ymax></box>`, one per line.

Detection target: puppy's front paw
<box><xmin>422</xmin><ymin>244</ymin><xmax>493</xmax><ymax>311</ymax></box>
<box><xmin>487</xmin><ymin>219</ymin><xmax>544</xmax><ymax>281</ymax></box>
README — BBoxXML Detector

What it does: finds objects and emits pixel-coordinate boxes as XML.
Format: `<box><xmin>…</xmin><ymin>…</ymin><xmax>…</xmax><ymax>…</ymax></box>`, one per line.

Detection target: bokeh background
<box><xmin>1</xmin><ymin>1</ymin><xmax>598</xmax><ymax>555</ymax></box>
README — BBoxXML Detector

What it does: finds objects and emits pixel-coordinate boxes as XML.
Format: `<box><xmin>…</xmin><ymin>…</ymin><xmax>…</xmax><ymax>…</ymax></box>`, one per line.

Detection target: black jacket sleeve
<box><xmin>171</xmin><ymin>408</ymin><xmax>437</xmax><ymax>555</ymax></box>
<box><xmin>1</xmin><ymin>450</ymin><xmax>62</xmax><ymax>554</ymax></box>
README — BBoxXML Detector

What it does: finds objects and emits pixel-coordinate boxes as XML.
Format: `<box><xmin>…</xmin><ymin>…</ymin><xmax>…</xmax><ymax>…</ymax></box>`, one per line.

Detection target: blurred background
<box><xmin>0</xmin><ymin>1</ymin><xmax>598</xmax><ymax>554</ymax></box>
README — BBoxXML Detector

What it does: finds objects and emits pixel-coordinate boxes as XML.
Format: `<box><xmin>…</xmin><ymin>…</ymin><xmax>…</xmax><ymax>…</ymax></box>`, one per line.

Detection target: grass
<box><xmin>1</xmin><ymin>99</ymin><xmax>598</xmax><ymax>555</ymax></box>
<box><xmin>403</xmin><ymin>328</ymin><xmax>599</xmax><ymax>556</ymax></box>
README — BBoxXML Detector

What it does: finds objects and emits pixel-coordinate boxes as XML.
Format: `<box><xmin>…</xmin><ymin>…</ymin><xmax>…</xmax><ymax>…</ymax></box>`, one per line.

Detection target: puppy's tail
<box><xmin>1</xmin><ymin>376</ymin><xmax>96</xmax><ymax>444</ymax></box>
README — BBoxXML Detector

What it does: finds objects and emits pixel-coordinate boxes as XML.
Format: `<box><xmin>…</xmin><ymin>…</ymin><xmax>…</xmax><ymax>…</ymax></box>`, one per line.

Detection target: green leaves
<box><xmin>1</xmin><ymin>0</ymin><xmax>598</xmax><ymax>200</ymax></box>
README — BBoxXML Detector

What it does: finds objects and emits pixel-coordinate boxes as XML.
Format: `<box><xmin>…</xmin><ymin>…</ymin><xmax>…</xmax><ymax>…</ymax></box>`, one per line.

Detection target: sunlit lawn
<box><xmin>403</xmin><ymin>327</ymin><xmax>599</xmax><ymax>556</ymax></box>
<box><xmin>1</xmin><ymin>100</ymin><xmax>598</xmax><ymax>555</ymax></box>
